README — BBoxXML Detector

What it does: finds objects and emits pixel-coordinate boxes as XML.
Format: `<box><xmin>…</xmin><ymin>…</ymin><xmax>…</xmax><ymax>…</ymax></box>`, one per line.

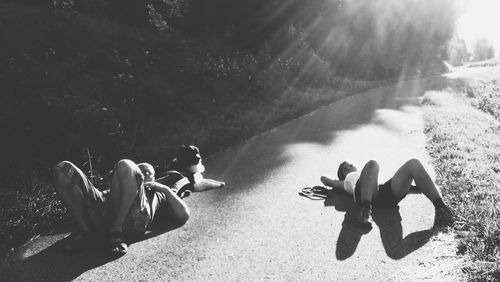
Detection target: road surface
<box><xmin>4</xmin><ymin>71</ymin><xmax>476</xmax><ymax>281</ymax></box>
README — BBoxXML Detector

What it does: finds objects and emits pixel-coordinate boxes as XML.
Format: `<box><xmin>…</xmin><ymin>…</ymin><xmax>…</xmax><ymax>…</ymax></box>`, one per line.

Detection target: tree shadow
<box><xmin>324</xmin><ymin>190</ymin><xmax>432</xmax><ymax>261</ymax></box>
<box><xmin>1</xmin><ymin>220</ymin><xmax>185</xmax><ymax>282</ymax></box>
<box><xmin>1</xmin><ymin>74</ymin><xmax>464</xmax><ymax>279</ymax></box>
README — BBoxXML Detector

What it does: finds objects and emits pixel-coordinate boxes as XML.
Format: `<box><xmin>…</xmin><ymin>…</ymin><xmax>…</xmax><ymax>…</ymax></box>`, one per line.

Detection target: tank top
<box><xmin>344</xmin><ymin>171</ymin><xmax>360</xmax><ymax>201</ymax></box>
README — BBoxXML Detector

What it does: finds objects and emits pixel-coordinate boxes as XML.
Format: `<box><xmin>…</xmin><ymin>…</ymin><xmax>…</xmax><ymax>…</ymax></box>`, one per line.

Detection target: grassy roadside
<box><xmin>466</xmin><ymin>57</ymin><xmax>500</xmax><ymax>68</ymax></box>
<box><xmin>422</xmin><ymin>73</ymin><xmax>500</xmax><ymax>281</ymax></box>
<box><xmin>0</xmin><ymin>3</ymin><xmax>385</xmax><ymax>261</ymax></box>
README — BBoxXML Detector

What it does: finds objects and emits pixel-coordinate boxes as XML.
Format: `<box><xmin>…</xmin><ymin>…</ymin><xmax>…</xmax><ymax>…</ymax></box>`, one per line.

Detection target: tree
<box><xmin>447</xmin><ymin>35</ymin><xmax>469</xmax><ymax>66</ymax></box>
<box><xmin>472</xmin><ymin>38</ymin><xmax>495</xmax><ymax>62</ymax></box>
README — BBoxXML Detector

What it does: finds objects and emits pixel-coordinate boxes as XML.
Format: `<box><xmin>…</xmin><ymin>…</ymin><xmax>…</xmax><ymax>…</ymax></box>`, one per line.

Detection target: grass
<box><xmin>422</xmin><ymin>75</ymin><xmax>500</xmax><ymax>281</ymax></box>
<box><xmin>465</xmin><ymin>57</ymin><xmax>500</xmax><ymax>68</ymax></box>
<box><xmin>0</xmin><ymin>2</ymin><xmax>384</xmax><ymax>261</ymax></box>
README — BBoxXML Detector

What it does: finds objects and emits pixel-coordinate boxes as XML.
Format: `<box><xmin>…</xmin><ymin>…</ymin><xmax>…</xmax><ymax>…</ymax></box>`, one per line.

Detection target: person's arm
<box><xmin>320</xmin><ymin>176</ymin><xmax>350</xmax><ymax>195</ymax></box>
<box><xmin>145</xmin><ymin>182</ymin><xmax>190</xmax><ymax>222</ymax></box>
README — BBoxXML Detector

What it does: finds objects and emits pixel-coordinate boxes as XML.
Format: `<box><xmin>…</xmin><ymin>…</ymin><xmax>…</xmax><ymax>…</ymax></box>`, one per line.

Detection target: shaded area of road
<box><xmin>2</xmin><ymin>73</ymin><xmax>466</xmax><ymax>281</ymax></box>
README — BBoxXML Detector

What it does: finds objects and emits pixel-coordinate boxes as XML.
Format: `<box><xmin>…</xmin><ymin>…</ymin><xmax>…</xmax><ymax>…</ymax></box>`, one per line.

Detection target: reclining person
<box><xmin>320</xmin><ymin>159</ymin><xmax>455</xmax><ymax>229</ymax></box>
<box><xmin>52</xmin><ymin>159</ymin><xmax>190</xmax><ymax>256</ymax></box>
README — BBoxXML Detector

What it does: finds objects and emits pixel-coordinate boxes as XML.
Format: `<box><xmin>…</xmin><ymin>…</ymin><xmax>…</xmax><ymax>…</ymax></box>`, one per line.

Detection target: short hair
<box><xmin>337</xmin><ymin>161</ymin><xmax>349</xmax><ymax>180</ymax></box>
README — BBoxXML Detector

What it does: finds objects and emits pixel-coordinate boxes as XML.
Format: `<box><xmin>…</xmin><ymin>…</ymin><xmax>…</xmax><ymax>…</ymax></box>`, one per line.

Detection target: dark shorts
<box><xmin>53</xmin><ymin>161</ymin><xmax>155</xmax><ymax>234</ymax></box>
<box><xmin>355</xmin><ymin>179</ymin><xmax>406</xmax><ymax>208</ymax></box>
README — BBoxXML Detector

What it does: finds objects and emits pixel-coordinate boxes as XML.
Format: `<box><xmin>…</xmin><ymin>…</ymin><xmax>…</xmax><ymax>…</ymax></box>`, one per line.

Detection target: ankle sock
<box><xmin>433</xmin><ymin>197</ymin><xmax>446</xmax><ymax>209</ymax></box>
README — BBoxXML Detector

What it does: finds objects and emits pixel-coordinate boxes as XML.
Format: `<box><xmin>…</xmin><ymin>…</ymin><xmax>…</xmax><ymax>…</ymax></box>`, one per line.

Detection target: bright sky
<box><xmin>457</xmin><ymin>0</ymin><xmax>500</xmax><ymax>55</ymax></box>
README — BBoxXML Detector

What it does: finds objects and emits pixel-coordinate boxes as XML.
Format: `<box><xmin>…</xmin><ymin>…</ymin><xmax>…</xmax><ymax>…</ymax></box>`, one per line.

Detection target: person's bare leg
<box><xmin>108</xmin><ymin>159</ymin><xmax>141</xmax><ymax>233</ymax></box>
<box><xmin>355</xmin><ymin>160</ymin><xmax>380</xmax><ymax>229</ymax></box>
<box><xmin>358</xmin><ymin>160</ymin><xmax>380</xmax><ymax>203</ymax></box>
<box><xmin>390</xmin><ymin>159</ymin><xmax>453</xmax><ymax>226</ymax></box>
<box><xmin>192</xmin><ymin>179</ymin><xmax>225</xmax><ymax>192</ymax></box>
<box><xmin>53</xmin><ymin>162</ymin><xmax>91</xmax><ymax>233</ymax></box>
<box><xmin>390</xmin><ymin>159</ymin><xmax>440</xmax><ymax>201</ymax></box>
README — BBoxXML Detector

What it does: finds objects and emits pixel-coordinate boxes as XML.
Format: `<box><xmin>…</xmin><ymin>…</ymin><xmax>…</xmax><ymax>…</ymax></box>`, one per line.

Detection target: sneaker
<box><xmin>356</xmin><ymin>205</ymin><xmax>373</xmax><ymax>229</ymax></box>
<box><xmin>434</xmin><ymin>205</ymin><xmax>455</xmax><ymax>227</ymax></box>
<box><xmin>108</xmin><ymin>231</ymin><xmax>128</xmax><ymax>256</ymax></box>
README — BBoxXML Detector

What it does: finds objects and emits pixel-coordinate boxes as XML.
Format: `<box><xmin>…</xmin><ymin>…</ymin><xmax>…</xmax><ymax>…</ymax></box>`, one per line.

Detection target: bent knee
<box><xmin>365</xmin><ymin>160</ymin><xmax>379</xmax><ymax>170</ymax></box>
<box><xmin>406</xmin><ymin>158</ymin><xmax>422</xmax><ymax>169</ymax></box>
<box><xmin>114</xmin><ymin>159</ymin><xmax>139</xmax><ymax>175</ymax></box>
<box><xmin>53</xmin><ymin>161</ymin><xmax>77</xmax><ymax>188</ymax></box>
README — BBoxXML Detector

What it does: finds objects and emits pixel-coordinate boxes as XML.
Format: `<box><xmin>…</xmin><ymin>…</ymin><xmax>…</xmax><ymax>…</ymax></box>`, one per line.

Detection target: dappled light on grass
<box><xmin>422</xmin><ymin>73</ymin><xmax>500</xmax><ymax>281</ymax></box>
<box><xmin>0</xmin><ymin>0</ymin><xmax>461</xmax><ymax>271</ymax></box>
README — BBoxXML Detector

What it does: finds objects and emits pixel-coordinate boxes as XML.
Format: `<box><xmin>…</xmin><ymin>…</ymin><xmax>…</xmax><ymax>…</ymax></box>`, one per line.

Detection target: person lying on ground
<box><xmin>320</xmin><ymin>159</ymin><xmax>455</xmax><ymax>229</ymax></box>
<box><xmin>52</xmin><ymin>159</ymin><xmax>192</xmax><ymax>256</ymax></box>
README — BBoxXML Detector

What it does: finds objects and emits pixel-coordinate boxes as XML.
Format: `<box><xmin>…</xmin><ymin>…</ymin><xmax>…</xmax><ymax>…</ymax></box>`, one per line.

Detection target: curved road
<box><xmin>3</xmin><ymin>74</ymin><xmax>468</xmax><ymax>281</ymax></box>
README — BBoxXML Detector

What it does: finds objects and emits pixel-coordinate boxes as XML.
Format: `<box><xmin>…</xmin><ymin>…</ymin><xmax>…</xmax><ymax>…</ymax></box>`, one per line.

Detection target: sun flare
<box><xmin>457</xmin><ymin>0</ymin><xmax>500</xmax><ymax>56</ymax></box>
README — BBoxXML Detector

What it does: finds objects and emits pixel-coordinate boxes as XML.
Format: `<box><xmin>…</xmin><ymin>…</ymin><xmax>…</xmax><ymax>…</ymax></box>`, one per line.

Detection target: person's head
<box><xmin>138</xmin><ymin>162</ymin><xmax>155</xmax><ymax>182</ymax></box>
<box><xmin>337</xmin><ymin>161</ymin><xmax>357</xmax><ymax>180</ymax></box>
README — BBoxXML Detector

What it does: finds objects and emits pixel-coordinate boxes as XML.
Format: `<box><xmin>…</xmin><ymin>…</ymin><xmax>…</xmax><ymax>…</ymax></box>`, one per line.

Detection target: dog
<box><xmin>167</xmin><ymin>145</ymin><xmax>205</xmax><ymax>183</ymax></box>
<box><xmin>156</xmin><ymin>145</ymin><xmax>225</xmax><ymax>198</ymax></box>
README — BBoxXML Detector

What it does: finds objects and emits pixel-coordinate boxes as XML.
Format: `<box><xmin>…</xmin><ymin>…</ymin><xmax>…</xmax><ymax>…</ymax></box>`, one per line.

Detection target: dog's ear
<box><xmin>188</xmin><ymin>145</ymin><xmax>200</xmax><ymax>155</ymax></box>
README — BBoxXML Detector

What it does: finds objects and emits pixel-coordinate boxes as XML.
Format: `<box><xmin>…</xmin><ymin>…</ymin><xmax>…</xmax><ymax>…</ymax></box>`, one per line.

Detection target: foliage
<box><xmin>466</xmin><ymin>57</ymin><xmax>500</xmax><ymax>68</ymax></box>
<box><xmin>0</xmin><ymin>0</ymin><xmax>459</xmax><ymax>261</ymax></box>
<box><xmin>13</xmin><ymin>0</ymin><xmax>458</xmax><ymax>79</ymax></box>
<box><xmin>447</xmin><ymin>35</ymin><xmax>469</xmax><ymax>66</ymax></box>
<box><xmin>0</xmin><ymin>175</ymin><xmax>66</xmax><ymax>260</ymax></box>
<box><xmin>0</xmin><ymin>2</ymin><xmax>384</xmax><ymax>259</ymax></box>
<box><xmin>471</xmin><ymin>38</ymin><xmax>495</xmax><ymax>62</ymax></box>
<box><xmin>181</xmin><ymin>0</ymin><xmax>457</xmax><ymax>79</ymax></box>
<box><xmin>423</xmin><ymin>78</ymin><xmax>500</xmax><ymax>282</ymax></box>
<box><xmin>464</xmin><ymin>79</ymin><xmax>500</xmax><ymax>120</ymax></box>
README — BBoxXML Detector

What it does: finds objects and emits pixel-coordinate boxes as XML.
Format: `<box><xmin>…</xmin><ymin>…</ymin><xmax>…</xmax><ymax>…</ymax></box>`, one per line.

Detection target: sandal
<box><xmin>108</xmin><ymin>231</ymin><xmax>128</xmax><ymax>256</ymax></box>
<box><xmin>298</xmin><ymin>186</ymin><xmax>330</xmax><ymax>200</ymax></box>
<box><xmin>62</xmin><ymin>230</ymin><xmax>91</xmax><ymax>252</ymax></box>
<box><xmin>176</xmin><ymin>185</ymin><xmax>192</xmax><ymax>199</ymax></box>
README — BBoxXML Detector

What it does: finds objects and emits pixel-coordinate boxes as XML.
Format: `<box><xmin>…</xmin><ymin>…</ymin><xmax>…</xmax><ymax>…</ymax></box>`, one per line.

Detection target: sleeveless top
<box><xmin>344</xmin><ymin>171</ymin><xmax>360</xmax><ymax>201</ymax></box>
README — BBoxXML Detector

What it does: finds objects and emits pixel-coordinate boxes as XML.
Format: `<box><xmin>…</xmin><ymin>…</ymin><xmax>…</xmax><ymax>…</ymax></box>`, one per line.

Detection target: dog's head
<box><xmin>176</xmin><ymin>145</ymin><xmax>201</xmax><ymax>167</ymax></box>
<box><xmin>174</xmin><ymin>145</ymin><xmax>205</xmax><ymax>174</ymax></box>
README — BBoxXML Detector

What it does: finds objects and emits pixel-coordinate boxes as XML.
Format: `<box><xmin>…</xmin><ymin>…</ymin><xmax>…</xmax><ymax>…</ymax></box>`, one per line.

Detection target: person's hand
<box><xmin>144</xmin><ymin>181</ymin><xmax>155</xmax><ymax>191</ymax></box>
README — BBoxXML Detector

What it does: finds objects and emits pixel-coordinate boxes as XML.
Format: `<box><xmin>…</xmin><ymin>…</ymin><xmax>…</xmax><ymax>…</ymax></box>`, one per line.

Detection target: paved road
<box><xmin>3</xmin><ymin>74</ymin><xmax>468</xmax><ymax>281</ymax></box>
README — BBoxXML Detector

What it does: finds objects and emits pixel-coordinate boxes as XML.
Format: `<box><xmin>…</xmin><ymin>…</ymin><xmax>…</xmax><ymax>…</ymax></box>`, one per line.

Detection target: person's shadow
<box><xmin>1</xmin><ymin>219</ymin><xmax>185</xmax><ymax>282</ymax></box>
<box><xmin>323</xmin><ymin>189</ymin><xmax>433</xmax><ymax>260</ymax></box>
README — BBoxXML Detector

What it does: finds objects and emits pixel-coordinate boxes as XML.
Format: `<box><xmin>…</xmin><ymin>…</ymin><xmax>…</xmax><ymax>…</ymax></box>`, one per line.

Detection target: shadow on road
<box><xmin>372</xmin><ymin>207</ymin><xmax>433</xmax><ymax>260</ymax></box>
<box><xmin>207</xmin><ymin>75</ymin><xmax>470</xmax><ymax>199</ymax></box>
<box><xmin>2</xmin><ymin>221</ymin><xmax>184</xmax><ymax>282</ymax></box>
<box><xmin>2</xmin><ymin>75</ymin><xmax>464</xmax><ymax>279</ymax></box>
<box><xmin>208</xmin><ymin>76</ymin><xmax>428</xmax><ymax>196</ymax></box>
<box><xmin>324</xmin><ymin>191</ymin><xmax>432</xmax><ymax>260</ymax></box>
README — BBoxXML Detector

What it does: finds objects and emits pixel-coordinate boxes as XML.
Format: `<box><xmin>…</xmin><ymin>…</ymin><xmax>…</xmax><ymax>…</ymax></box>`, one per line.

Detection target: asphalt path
<box><xmin>2</xmin><ymin>73</ymin><xmax>470</xmax><ymax>281</ymax></box>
